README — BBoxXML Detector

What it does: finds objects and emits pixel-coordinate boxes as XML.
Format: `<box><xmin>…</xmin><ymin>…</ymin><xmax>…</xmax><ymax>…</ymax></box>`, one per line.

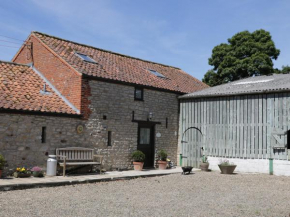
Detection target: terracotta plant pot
<box><xmin>200</xmin><ymin>162</ymin><xmax>209</xmax><ymax>171</ymax></box>
<box><xmin>133</xmin><ymin>162</ymin><xmax>144</xmax><ymax>171</ymax></box>
<box><xmin>158</xmin><ymin>161</ymin><xmax>167</xmax><ymax>170</ymax></box>
<box><xmin>218</xmin><ymin>165</ymin><xmax>237</xmax><ymax>174</ymax></box>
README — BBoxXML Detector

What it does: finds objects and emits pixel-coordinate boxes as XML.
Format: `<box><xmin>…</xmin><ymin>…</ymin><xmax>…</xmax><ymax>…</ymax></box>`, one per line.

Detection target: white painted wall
<box><xmin>208</xmin><ymin>157</ymin><xmax>290</xmax><ymax>176</ymax></box>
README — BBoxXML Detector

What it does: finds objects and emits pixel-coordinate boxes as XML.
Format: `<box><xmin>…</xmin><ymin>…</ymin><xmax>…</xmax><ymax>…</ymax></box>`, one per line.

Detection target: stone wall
<box><xmin>0</xmin><ymin>114</ymin><xmax>84</xmax><ymax>170</ymax></box>
<box><xmin>85</xmin><ymin>80</ymin><xmax>179</xmax><ymax>169</ymax></box>
<box><xmin>0</xmin><ymin>80</ymin><xmax>179</xmax><ymax>171</ymax></box>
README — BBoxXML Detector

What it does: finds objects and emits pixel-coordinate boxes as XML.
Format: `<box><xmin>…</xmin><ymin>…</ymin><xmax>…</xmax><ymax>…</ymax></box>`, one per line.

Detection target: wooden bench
<box><xmin>56</xmin><ymin>147</ymin><xmax>103</xmax><ymax>176</ymax></box>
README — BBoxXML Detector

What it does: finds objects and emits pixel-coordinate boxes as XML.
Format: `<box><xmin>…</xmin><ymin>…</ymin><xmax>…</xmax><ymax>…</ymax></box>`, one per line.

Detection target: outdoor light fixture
<box><xmin>148</xmin><ymin>112</ymin><xmax>153</xmax><ymax>121</ymax></box>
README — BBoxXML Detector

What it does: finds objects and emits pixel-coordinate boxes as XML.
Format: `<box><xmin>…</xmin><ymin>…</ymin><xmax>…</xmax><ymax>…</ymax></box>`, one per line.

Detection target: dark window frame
<box><xmin>134</xmin><ymin>87</ymin><xmax>144</xmax><ymax>101</ymax></box>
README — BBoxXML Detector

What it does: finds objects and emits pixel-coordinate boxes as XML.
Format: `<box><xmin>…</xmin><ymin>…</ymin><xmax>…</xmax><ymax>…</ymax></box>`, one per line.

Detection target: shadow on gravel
<box><xmin>219</xmin><ymin>173</ymin><xmax>238</xmax><ymax>175</ymax></box>
<box><xmin>181</xmin><ymin>173</ymin><xmax>195</xmax><ymax>176</ymax></box>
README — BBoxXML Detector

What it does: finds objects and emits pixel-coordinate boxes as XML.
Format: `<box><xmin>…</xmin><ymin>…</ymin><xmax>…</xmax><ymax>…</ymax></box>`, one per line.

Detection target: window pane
<box><xmin>148</xmin><ymin>69</ymin><xmax>166</xmax><ymax>78</ymax></box>
<box><xmin>76</xmin><ymin>53</ymin><xmax>96</xmax><ymax>63</ymax></box>
<box><xmin>135</xmin><ymin>89</ymin><xmax>142</xmax><ymax>99</ymax></box>
<box><xmin>140</xmin><ymin>128</ymin><xmax>150</xmax><ymax>144</ymax></box>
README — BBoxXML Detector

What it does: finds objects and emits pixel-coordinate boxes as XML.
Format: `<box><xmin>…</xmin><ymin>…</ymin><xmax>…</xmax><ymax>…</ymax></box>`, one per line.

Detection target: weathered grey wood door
<box><xmin>182</xmin><ymin>127</ymin><xmax>202</xmax><ymax>168</ymax></box>
<box><xmin>272</xmin><ymin>128</ymin><xmax>287</xmax><ymax>160</ymax></box>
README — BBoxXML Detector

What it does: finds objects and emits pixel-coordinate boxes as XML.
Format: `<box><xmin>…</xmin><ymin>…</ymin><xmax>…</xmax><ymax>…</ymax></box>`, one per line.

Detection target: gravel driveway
<box><xmin>1</xmin><ymin>171</ymin><xmax>290</xmax><ymax>217</ymax></box>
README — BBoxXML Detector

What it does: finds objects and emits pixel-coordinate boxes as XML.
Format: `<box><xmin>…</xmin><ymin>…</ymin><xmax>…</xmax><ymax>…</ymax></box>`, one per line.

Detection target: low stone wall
<box><xmin>208</xmin><ymin>157</ymin><xmax>290</xmax><ymax>176</ymax></box>
<box><xmin>0</xmin><ymin>113</ymin><xmax>85</xmax><ymax>170</ymax></box>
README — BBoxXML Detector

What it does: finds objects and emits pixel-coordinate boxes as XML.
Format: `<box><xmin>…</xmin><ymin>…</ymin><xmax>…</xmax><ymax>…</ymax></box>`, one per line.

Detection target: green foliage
<box><xmin>201</xmin><ymin>155</ymin><xmax>208</xmax><ymax>163</ymax></box>
<box><xmin>158</xmin><ymin>150</ymin><xmax>168</xmax><ymax>161</ymax></box>
<box><xmin>277</xmin><ymin>65</ymin><xmax>290</xmax><ymax>74</ymax></box>
<box><xmin>219</xmin><ymin>159</ymin><xmax>236</xmax><ymax>166</ymax></box>
<box><xmin>202</xmin><ymin>29</ymin><xmax>280</xmax><ymax>86</ymax></box>
<box><xmin>131</xmin><ymin>150</ymin><xmax>145</xmax><ymax>162</ymax></box>
<box><xmin>0</xmin><ymin>154</ymin><xmax>5</xmax><ymax>170</ymax></box>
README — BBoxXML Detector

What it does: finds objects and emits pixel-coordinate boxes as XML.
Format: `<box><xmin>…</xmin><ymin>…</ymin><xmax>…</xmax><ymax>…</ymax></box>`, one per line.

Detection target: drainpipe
<box><xmin>269</xmin><ymin>158</ymin><xmax>273</xmax><ymax>175</ymax></box>
<box><xmin>180</xmin><ymin>154</ymin><xmax>183</xmax><ymax>166</ymax></box>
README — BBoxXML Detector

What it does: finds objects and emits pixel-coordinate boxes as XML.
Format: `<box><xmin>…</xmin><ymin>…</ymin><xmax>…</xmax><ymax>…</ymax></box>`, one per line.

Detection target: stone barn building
<box><xmin>0</xmin><ymin>31</ymin><xmax>207</xmax><ymax>171</ymax></box>
<box><xmin>179</xmin><ymin>74</ymin><xmax>290</xmax><ymax>176</ymax></box>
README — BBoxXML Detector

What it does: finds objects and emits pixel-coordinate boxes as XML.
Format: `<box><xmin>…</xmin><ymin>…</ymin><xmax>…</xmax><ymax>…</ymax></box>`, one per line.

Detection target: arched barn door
<box><xmin>181</xmin><ymin>127</ymin><xmax>203</xmax><ymax>168</ymax></box>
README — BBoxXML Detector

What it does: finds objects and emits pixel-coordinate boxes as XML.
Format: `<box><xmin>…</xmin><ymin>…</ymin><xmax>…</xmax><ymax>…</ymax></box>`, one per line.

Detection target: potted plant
<box><xmin>14</xmin><ymin>167</ymin><xmax>31</xmax><ymax>178</ymax></box>
<box><xmin>200</xmin><ymin>155</ymin><xmax>209</xmax><ymax>171</ymax></box>
<box><xmin>157</xmin><ymin>150</ymin><xmax>168</xmax><ymax>170</ymax></box>
<box><xmin>31</xmin><ymin>166</ymin><xmax>44</xmax><ymax>177</ymax></box>
<box><xmin>218</xmin><ymin>159</ymin><xmax>237</xmax><ymax>174</ymax></box>
<box><xmin>132</xmin><ymin>151</ymin><xmax>145</xmax><ymax>171</ymax></box>
<box><xmin>0</xmin><ymin>154</ymin><xmax>5</xmax><ymax>178</ymax></box>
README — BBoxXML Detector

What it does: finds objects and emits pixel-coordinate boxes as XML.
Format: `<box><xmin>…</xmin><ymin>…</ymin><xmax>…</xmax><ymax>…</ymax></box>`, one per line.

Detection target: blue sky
<box><xmin>0</xmin><ymin>0</ymin><xmax>290</xmax><ymax>80</ymax></box>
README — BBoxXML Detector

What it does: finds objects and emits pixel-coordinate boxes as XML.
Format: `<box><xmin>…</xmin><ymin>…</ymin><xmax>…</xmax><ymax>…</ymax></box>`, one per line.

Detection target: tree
<box><xmin>202</xmin><ymin>29</ymin><xmax>280</xmax><ymax>86</ymax></box>
<box><xmin>278</xmin><ymin>65</ymin><xmax>290</xmax><ymax>74</ymax></box>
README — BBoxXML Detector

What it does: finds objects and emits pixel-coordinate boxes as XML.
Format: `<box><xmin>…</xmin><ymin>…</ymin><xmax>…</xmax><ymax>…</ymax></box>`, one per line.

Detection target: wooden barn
<box><xmin>179</xmin><ymin>74</ymin><xmax>290</xmax><ymax>176</ymax></box>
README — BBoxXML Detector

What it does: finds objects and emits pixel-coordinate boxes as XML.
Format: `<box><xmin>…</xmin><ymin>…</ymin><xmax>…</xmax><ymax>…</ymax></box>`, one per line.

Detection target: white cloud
<box><xmin>28</xmin><ymin>0</ymin><xmax>190</xmax><ymax>55</ymax></box>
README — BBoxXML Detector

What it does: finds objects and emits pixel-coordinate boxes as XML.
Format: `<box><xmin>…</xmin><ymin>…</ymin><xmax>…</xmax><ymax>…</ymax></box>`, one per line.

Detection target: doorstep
<box><xmin>0</xmin><ymin>167</ymin><xmax>199</xmax><ymax>191</ymax></box>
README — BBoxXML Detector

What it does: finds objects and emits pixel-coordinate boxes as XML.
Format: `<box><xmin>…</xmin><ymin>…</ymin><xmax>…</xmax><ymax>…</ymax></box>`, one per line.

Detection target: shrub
<box><xmin>31</xmin><ymin>166</ymin><xmax>42</xmax><ymax>172</ymax></box>
<box><xmin>219</xmin><ymin>159</ymin><xmax>236</xmax><ymax>166</ymax></box>
<box><xmin>132</xmin><ymin>151</ymin><xmax>145</xmax><ymax>162</ymax></box>
<box><xmin>0</xmin><ymin>154</ymin><xmax>5</xmax><ymax>170</ymax></box>
<box><xmin>15</xmin><ymin>167</ymin><xmax>31</xmax><ymax>174</ymax></box>
<box><xmin>158</xmin><ymin>150</ymin><xmax>167</xmax><ymax>161</ymax></box>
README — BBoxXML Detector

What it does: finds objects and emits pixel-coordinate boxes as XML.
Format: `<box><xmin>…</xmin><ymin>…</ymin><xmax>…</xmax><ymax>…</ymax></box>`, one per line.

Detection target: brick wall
<box><xmin>13</xmin><ymin>35</ymin><xmax>82</xmax><ymax>111</ymax></box>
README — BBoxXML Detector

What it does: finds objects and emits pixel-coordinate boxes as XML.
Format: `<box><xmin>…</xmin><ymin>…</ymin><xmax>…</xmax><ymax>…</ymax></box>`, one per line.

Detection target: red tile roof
<box><xmin>33</xmin><ymin>32</ymin><xmax>208</xmax><ymax>93</ymax></box>
<box><xmin>0</xmin><ymin>61</ymin><xmax>77</xmax><ymax>115</ymax></box>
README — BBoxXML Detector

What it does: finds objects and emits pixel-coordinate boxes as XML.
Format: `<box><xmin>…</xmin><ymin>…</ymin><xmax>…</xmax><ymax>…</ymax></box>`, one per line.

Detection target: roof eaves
<box><xmin>179</xmin><ymin>88</ymin><xmax>290</xmax><ymax>99</ymax></box>
<box><xmin>82</xmin><ymin>74</ymin><xmax>185</xmax><ymax>95</ymax></box>
<box><xmin>0</xmin><ymin>108</ymin><xmax>82</xmax><ymax>118</ymax></box>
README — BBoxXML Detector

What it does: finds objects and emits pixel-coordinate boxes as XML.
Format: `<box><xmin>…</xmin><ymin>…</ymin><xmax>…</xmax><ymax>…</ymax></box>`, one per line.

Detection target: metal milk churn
<box><xmin>46</xmin><ymin>155</ymin><xmax>57</xmax><ymax>176</ymax></box>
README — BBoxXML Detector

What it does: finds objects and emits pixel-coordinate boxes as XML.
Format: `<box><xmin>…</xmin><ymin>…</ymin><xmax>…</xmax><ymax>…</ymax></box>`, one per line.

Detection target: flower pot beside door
<box><xmin>157</xmin><ymin>150</ymin><xmax>168</xmax><ymax>170</ymax></box>
<box><xmin>132</xmin><ymin>151</ymin><xmax>145</xmax><ymax>171</ymax></box>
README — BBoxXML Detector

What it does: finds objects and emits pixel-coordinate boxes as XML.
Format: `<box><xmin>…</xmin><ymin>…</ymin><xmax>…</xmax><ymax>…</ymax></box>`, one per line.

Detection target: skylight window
<box><xmin>76</xmin><ymin>52</ymin><xmax>96</xmax><ymax>63</ymax></box>
<box><xmin>148</xmin><ymin>69</ymin><xmax>166</xmax><ymax>78</ymax></box>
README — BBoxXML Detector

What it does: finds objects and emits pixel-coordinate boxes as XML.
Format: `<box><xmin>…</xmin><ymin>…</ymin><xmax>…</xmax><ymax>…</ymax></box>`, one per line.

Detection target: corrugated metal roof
<box><xmin>180</xmin><ymin>73</ymin><xmax>290</xmax><ymax>99</ymax></box>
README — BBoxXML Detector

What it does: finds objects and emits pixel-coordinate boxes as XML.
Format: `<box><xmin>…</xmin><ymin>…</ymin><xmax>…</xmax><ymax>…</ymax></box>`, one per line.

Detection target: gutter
<box><xmin>0</xmin><ymin>108</ymin><xmax>81</xmax><ymax>118</ymax></box>
<box><xmin>179</xmin><ymin>89</ymin><xmax>290</xmax><ymax>100</ymax></box>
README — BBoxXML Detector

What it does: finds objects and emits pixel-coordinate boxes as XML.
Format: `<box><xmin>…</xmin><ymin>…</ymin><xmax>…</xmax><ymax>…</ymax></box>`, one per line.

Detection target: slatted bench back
<box><xmin>56</xmin><ymin>147</ymin><xmax>94</xmax><ymax>161</ymax></box>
